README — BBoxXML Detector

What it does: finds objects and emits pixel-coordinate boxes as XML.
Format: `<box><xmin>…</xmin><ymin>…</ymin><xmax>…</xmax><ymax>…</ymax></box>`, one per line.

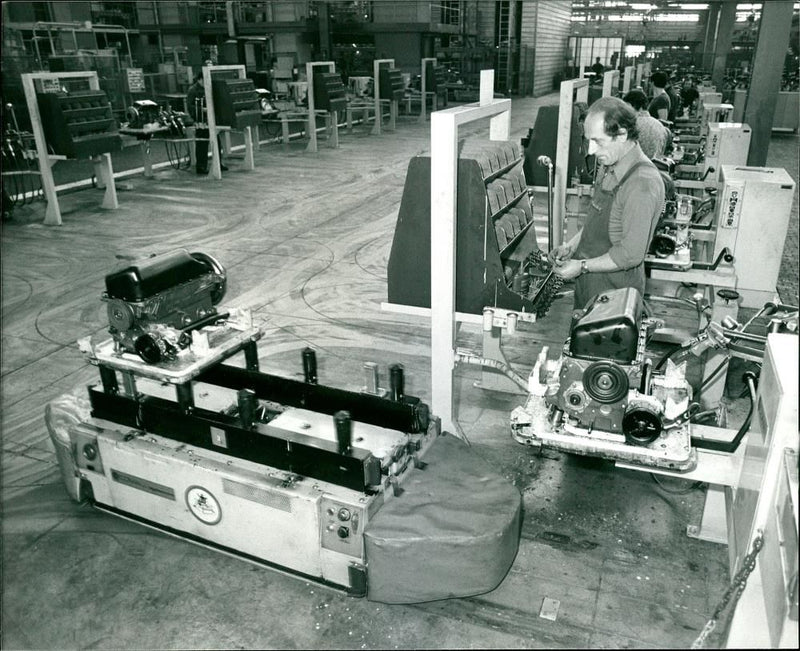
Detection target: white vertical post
<box><xmin>371</xmin><ymin>59</ymin><xmax>394</xmax><ymax>135</ymax></box>
<box><xmin>419</xmin><ymin>57</ymin><xmax>436</xmax><ymax>123</ymax></box>
<box><xmin>203</xmin><ymin>65</ymin><xmax>222</xmax><ymax>179</ymax></box>
<box><xmin>243</xmin><ymin>126</ymin><xmax>254</xmax><ymax>170</ymax></box>
<box><xmin>306</xmin><ymin>61</ymin><xmax>318</xmax><ymax>152</ymax></box>
<box><xmin>602</xmin><ymin>69</ymin><xmax>618</xmax><ymax>97</ymax></box>
<box><xmin>553</xmin><ymin>79</ymin><xmax>589</xmax><ymax>249</ymax></box>
<box><xmin>479</xmin><ymin>69</ymin><xmax>494</xmax><ymax>105</ymax></box>
<box><xmin>623</xmin><ymin>65</ymin><xmax>634</xmax><ymax>93</ymax></box>
<box><xmin>429</xmin><ymin>93</ymin><xmax>513</xmax><ymax>440</ymax></box>
<box><xmin>93</xmin><ymin>153</ymin><xmax>119</xmax><ymax>209</ymax></box>
<box><xmin>430</xmin><ymin>110</ymin><xmax>459</xmax><ymax>437</ymax></box>
<box><xmin>204</xmin><ymin>64</ymin><xmax>250</xmax><ymax>176</ymax></box>
<box><xmin>22</xmin><ymin>73</ymin><xmax>61</xmax><ymax>226</ymax></box>
<box><xmin>305</xmin><ymin>61</ymin><xmax>338</xmax><ymax>152</ymax></box>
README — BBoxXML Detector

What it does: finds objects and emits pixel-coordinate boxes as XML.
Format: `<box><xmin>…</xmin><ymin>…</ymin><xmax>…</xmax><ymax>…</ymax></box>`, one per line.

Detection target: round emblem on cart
<box><xmin>185</xmin><ymin>486</ymin><xmax>222</xmax><ymax>525</ymax></box>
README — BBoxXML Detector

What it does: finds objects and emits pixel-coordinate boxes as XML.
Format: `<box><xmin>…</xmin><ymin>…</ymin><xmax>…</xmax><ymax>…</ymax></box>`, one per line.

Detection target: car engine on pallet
<box><xmin>511</xmin><ymin>287</ymin><xmax>697</xmax><ymax>471</ymax></box>
<box><xmin>48</xmin><ymin>250</ymin><xmax>522</xmax><ymax>604</ymax></box>
<box><xmin>102</xmin><ymin>249</ymin><xmax>227</xmax><ymax>364</ymax></box>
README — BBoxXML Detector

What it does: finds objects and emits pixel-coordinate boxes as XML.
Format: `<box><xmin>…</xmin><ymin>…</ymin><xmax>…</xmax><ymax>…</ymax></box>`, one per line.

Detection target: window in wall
<box><xmin>569</xmin><ymin>37</ymin><xmax>624</xmax><ymax>71</ymax></box>
<box><xmin>32</xmin><ymin>2</ymin><xmax>51</xmax><ymax>22</ymax></box>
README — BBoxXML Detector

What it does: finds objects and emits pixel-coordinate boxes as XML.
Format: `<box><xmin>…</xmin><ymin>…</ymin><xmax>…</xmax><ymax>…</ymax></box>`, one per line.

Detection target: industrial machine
<box><xmin>47</xmin><ymin>251</ymin><xmax>522</xmax><ymax>604</ymax></box>
<box><xmin>210</xmin><ymin>76</ymin><xmax>262</xmax><ymax>129</ymax></box>
<box><xmin>311</xmin><ymin>70</ymin><xmax>347</xmax><ymax>114</ymax></box>
<box><xmin>725</xmin><ymin>336</ymin><xmax>798</xmax><ymax>648</ymax></box>
<box><xmin>36</xmin><ymin>88</ymin><xmax>122</xmax><ymax>159</ymax></box>
<box><xmin>704</xmin><ymin>123</ymin><xmax>751</xmax><ymax>180</ymax></box>
<box><xmin>511</xmin><ymin>287</ymin><xmax>697</xmax><ymax>470</ymax></box>
<box><xmin>511</xmin><ymin>281</ymin><xmax>797</xmax><ymax>471</ymax></box>
<box><xmin>713</xmin><ymin>165</ymin><xmax>795</xmax><ymax>307</ymax></box>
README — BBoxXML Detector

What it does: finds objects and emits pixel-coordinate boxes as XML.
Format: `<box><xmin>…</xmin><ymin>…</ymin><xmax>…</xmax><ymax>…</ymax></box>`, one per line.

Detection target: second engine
<box><xmin>541</xmin><ymin>287</ymin><xmax>691</xmax><ymax>446</ymax></box>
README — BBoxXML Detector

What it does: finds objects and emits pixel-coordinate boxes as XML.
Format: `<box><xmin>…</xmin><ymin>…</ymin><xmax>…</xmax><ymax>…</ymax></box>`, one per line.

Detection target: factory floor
<box><xmin>2</xmin><ymin>94</ymin><xmax>797</xmax><ymax>650</ymax></box>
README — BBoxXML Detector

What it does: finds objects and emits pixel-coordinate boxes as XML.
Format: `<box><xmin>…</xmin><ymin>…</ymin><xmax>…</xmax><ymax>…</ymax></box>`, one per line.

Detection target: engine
<box><xmin>102</xmin><ymin>249</ymin><xmax>227</xmax><ymax>363</ymax></box>
<box><xmin>541</xmin><ymin>287</ymin><xmax>691</xmax><ymax>446</ymax></box>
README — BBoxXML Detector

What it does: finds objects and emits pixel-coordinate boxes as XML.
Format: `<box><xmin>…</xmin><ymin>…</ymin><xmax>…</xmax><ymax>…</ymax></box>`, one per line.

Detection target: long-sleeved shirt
<box><xmin>635</xmin><ymin>112</ymin><xmax>670</xmax><ymax>159</ymax></box>
<box><xmin>598</xmin><ymin>144</ymin><xmax>665</xmax><ymax>269</ymax></box>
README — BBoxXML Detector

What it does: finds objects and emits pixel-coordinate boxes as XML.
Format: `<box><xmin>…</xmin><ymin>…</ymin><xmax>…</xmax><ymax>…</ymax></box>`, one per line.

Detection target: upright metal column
<box><xmin>711</xmin><ymin>1</ymin><xmax>737</xmax><ymax>91</ymax></box>
<box><xmin>743</xmin><ymin>1</ymin><xmax>795</xmax><ymax>166</ymax></box>
<box><xmin>701</xmin><ymin>1</ymin><xmax>720</xmax><ymax>70</ymax></box>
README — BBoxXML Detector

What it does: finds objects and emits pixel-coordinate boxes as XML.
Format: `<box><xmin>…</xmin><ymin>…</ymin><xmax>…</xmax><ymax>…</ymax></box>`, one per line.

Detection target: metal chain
<box><xmin>691</xmin><ymin>529</ymin><xmax>764</xmax><ymax>649</ymax></box>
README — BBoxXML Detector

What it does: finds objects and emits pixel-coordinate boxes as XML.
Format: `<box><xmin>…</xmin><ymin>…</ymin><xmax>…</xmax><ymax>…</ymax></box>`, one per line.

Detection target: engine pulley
<box><xmin>622</xmin><ymin>405</ymin><xmax>662</xmax><ymax>446</ymax></box>
<box><xmin>106</xmin><ymin>299</ymin><xmax>135</xmax><ymax>332</ymax></box>
<box><xmin>583</xmin><ymin>361</ymin><xmax>629</xmax><ymax>404</ymax></box>
<box><xmin>651</xmin><ymin>233</ymin><xmax>677</xmax><ymax>258</ymax></box>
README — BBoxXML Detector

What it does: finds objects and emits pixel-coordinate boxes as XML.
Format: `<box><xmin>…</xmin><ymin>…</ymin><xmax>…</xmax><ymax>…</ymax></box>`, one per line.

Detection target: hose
<box><xmin>691</xmin><ymin>371</ymin><xmax>758</xmax><ymax>453</ymax></box>
<box><xmin>454</xmin><ymin>351</ymin><xmax>530</xmax><ymax>393</ymax></box>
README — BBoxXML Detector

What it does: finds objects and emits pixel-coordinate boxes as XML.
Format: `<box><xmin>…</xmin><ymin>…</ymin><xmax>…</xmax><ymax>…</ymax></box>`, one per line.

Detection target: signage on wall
<box><xmin>126</xmin><ymin>68</ymin><xmax>145</xmax><ymax>93</ymax></box>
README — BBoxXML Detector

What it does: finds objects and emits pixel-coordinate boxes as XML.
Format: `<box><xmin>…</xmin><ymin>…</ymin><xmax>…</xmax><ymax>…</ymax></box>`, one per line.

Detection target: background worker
<box><xmin>623</xmin><ymin>89</ymin><xmax>671</xmax><ymax>159</ymax></box>
<box><xmin>548</xmin><ymin>96</ymin><xmax>665</xmax><ymax>308</ymax></box>
<box><xmin>591</xmin><ymin>56</ymin><xmax>605</xmax><ymax>78</ymax></box>
<box><xmin>647</xmin><ymin>71</ymin><xmax>671</xmax><ymax>121</ymax></box>
<box><xmin>186</xmin><ymin>71</ymin><xmax>228</xmax><ymax>175</ymax></box>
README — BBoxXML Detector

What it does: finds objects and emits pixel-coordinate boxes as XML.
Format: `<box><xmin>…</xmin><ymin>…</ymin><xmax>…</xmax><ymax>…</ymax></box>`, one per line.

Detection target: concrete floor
<box><xmin>1</xmin><ymin>94</ymin><xmax>797</xmax><ymax>650</ymax></box>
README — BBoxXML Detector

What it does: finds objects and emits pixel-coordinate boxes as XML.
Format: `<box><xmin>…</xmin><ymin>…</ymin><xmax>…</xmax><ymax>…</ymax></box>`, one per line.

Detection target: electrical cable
<box><xmin>691</xmin><ymin>371</ymin><xmax>758</xmax><ymax>453</ymax></box>
<box><xmin>693</xmin><ymin>353</ymin><xmax>731</xmax><ymax>397</ymax></box>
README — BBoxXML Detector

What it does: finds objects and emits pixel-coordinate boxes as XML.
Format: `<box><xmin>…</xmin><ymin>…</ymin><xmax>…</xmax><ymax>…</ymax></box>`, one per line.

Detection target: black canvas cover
<box><xmin>364</xmin><ymin>434</ymin><xmax>522</xmax><ymax>603</ymax></box>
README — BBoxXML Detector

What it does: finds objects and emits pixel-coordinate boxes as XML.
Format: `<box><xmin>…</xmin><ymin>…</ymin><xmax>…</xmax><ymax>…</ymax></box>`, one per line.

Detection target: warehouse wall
<box><xmin>533</xmin><ymin>0</ymin><xmax>572</xmax><ymax>96</ymax></box>
<box><xmin>374</xmin><ymin>33</ymin><xmax>424</xmax><ymax>71</ymax></box>
<box><xmin>476</xmin><ymin>0</ymin><xmax>496</xmax><ymax>46</ymax></box>
<box><xmin>570</xmin><ymin>18</ymin><xmax>708</xmax><ymax>43</ymax></box>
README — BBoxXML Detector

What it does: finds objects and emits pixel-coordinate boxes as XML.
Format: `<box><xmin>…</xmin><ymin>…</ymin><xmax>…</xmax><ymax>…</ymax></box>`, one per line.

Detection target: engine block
<box><xmin>102</xmin><ymin>249</ymin><xmax>227</xmax><ymax>363</ymax></box>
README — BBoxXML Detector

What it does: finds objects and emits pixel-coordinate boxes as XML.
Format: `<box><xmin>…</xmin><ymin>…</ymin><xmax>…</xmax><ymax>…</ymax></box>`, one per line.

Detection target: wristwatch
<box><xmin>581</xmin><ymin>259</ymin><xmax>588</xmax><ymax>275</ymax></box>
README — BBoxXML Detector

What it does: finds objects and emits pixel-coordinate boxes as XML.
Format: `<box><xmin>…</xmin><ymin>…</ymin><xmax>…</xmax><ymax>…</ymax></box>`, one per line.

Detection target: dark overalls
<box><xmin>572</xmin><ymin>161</ymin><xmax>655</xmax><ymax>309</ymax></box>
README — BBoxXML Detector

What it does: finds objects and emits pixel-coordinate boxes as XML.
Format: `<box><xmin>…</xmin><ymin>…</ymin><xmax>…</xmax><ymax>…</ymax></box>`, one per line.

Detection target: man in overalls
<box><xmin>548</xmin><ymin>96</ymin><xmax>664</xmax><ymax>309</ymax></box>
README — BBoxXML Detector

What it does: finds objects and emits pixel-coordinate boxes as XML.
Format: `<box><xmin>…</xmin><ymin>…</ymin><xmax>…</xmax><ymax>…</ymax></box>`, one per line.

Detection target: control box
<box><xmin>211</xmin><ymin>77</ymin><xmax>261</xmax><ymax>129</ymax></box>
<box><xmin>701</xmin><ymin>102</ymin><xmax>733</xmax><ymax>130</ymax></box>
<box><xmin>379</xmin><ymin>68</ymin><xmax>405</xmax><ymax>102</ymax></box>
<box><xmin>312</xmin><ymin>71</ymin><xmax>347</xmax><ymax>113</ymax></box>
<box><xmin>704</xmin><ymin>122</ymin><xmax>751</xmax><ymax>180</ymax></box>
<box><xmin>36</xmin><ymin>90</ymin><xmax>122</xmax><ymax>159</ymax></box>
<box><xmin>716</xmin><ymin>165</ymin><xmax>795</xmax><ymax>307</ymax></box>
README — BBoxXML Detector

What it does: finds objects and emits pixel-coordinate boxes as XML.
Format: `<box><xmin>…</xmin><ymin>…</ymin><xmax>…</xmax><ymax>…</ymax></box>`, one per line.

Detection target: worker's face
<box><xmin>584</xmin><ymin>112</ymin><xmax>628</xmax><ymax>166</ymax></box>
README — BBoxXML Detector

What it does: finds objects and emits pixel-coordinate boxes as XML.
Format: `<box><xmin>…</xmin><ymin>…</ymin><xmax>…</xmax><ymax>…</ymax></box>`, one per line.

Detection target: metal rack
<box><xmin>202</xmin><ymin>64</ymin><xmax>256</xmax><ymax>180</ymax></box>
<box><xmin>21</xmin><ymin>71</ymin><xmax>119</xmax><ymax>226</ymax></box>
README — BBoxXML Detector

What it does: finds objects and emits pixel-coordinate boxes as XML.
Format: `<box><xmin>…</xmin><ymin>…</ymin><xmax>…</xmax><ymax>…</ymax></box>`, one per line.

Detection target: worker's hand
<box><xmin>553</xmin><ymin>259</ymin><xmax>583</xmax><ymax>279</ymax></box>
<box><xmin>547</xmin><ymin>244</ymin><xmax>573</xmax><ymax>267</ymax></box>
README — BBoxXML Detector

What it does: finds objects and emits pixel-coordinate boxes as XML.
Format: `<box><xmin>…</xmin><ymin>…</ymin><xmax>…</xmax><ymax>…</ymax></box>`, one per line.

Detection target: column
<box><xmin>743</xmin><ymin>1</ymin><xmax>795</xmax><ymax>166</ymax></box>
<box><xmin>711</xmin><ymin>1</ymin><xmax>737</xmax><ymax>90</ymax></box>
<box><xmin>701</xmin><ymin>1</ymin><xmax>720</xmax><ymax>70</ymax></box>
